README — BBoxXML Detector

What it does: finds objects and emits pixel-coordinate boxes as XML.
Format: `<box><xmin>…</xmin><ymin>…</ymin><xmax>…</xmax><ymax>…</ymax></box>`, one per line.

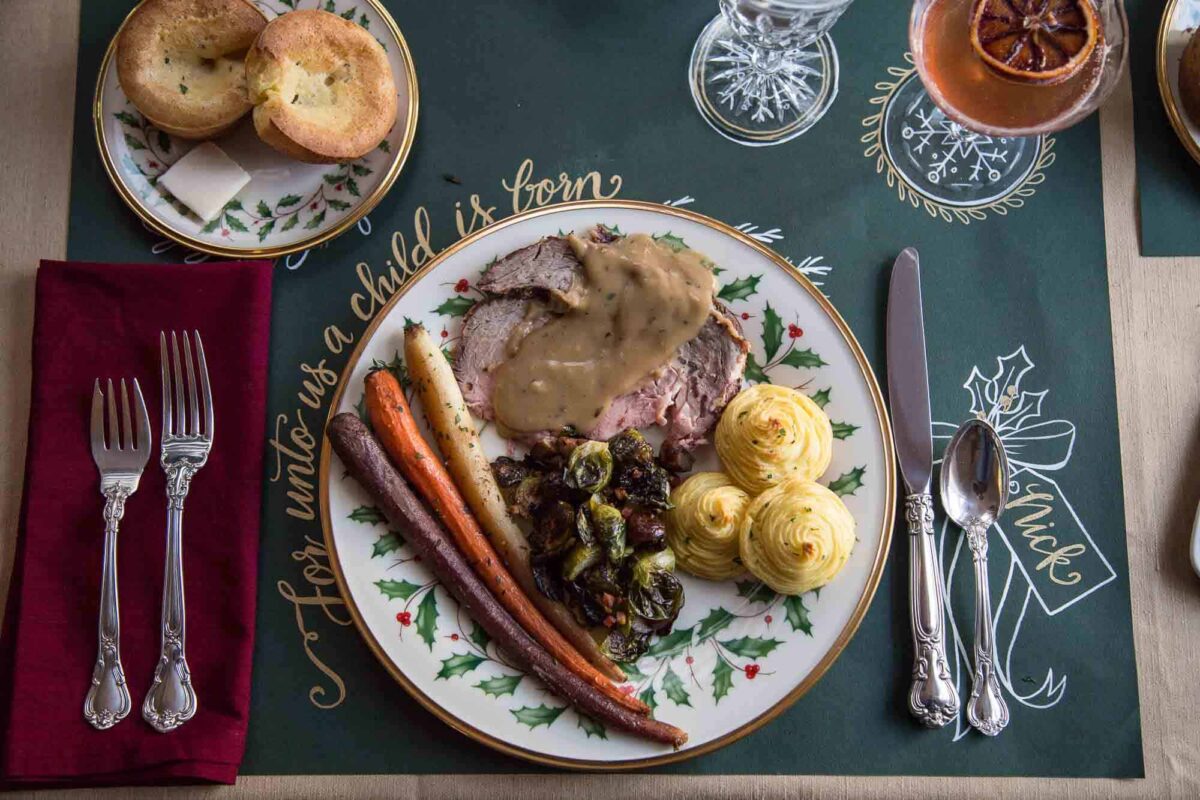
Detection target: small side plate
<box><xmin>1158</xmin><ymin>0</ymin><xmax>1200</xmax><ymax>168</ymax></box>
<box><xmin>93</xmin><ymin>0</ymin><xmax>419</xmax><ymax>259</ymax></box>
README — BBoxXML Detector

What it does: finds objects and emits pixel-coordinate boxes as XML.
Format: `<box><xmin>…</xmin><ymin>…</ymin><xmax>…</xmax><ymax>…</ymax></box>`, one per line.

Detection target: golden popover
<box><xmin>245</xmin><ymin>10</ymin><xmax>398</xmax><ymax>164</ymax></box>
<box><xmin>117</xmin><ymin>0</ymin><xmax>267</xmax><ymax>140</ymax></box>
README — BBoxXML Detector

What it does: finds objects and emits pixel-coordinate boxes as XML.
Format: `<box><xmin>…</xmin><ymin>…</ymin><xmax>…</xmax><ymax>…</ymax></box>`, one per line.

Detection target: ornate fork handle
<box><xmin>83</xmin><ymin>485</ymin><xmax>133</xmax><ymax>730</ymax></box>
<box><xmin>907</xmin><ymin>493</ymin><xmax>960</xmax><ymax>728</ymax></box>
<box><xmin>142</xmin><ymin>462</ymin><xmax>198</xmax><ymax>732</ymax></box>
<box><xmin>965</xmin><ymin>521</ymin><xmax>1009</xmax><ymax>736</ymax></box>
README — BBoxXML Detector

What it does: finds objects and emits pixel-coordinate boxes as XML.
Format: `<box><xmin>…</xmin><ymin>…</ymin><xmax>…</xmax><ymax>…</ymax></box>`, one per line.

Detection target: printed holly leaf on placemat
<box><xmin>375</xmin><ymin>578</ymin><xmax>422</xmax><ymax>601</ymax></box>
<box><xmin>371</xmin><ymin>531</ymin><xmax>403</xmax><ymax>558</ymax></box>
<box><xmin>358</xmin><ymin>12</ymin><xmax>370</xmax><ymax>29</ymax></box>
<box><xmin>652</xmin><ymin>232</ymin><xmax>687</xmax><ymax>252</ymax></box>
<box><xmin>468</xmin><ymin>622</ymin><xmax>490</xmax><ymax>651</ymax></box>
<box><xmin>415</xmin><ymin>590</ymin><xmax>438</xmax><ymax>649</ymax></box>
<box><xmin>201</xmin><ymin>217</ymin><xmax>222</xmax><ymax>234</ymax></box>
<box><xmin>783</xmin><ymin>594</ymin><xmax>813</xmax><ymax>636</ymax></box>
<box><xmin>224</xmin><ymin>213</ymin><xmax>248</xmax><ymax>233</ymax></box>
<box><xmin>434</xmin><ymin>296</ymin><xmax>476</xmax><ymax>317</ymax></box>
<box><xmin>352</xmin><ymin>163</ymin><xmax>373</xmax><ymax>176</ymax></box>
<box><xmin>280</xmin><ymin>214</ymin><xmax>300</xmax><ymax>232</ymax></box>
<box><xmin>646</xmin><ymin>626</ymin><xmax>693</xmax><ymax>658</ymax></box>
<box><xmin>745</xmin><ymin>353</ymin><xmax>770</xmax><ymax>385</ymax></box>
<box><xmin>257</xmin><ymin>219</ymin><xmax>275</xmax><ymax>242</ymax></box>
<box><xmin>346</xmin><ymin>177</ymin><xmax>361</xmax><ymax>197</ymax></box>
<box><xmin>717</xmin><ymin>274</ymin><xmax>761</xmax><ymax>303</ymax></box>
<box><xmin>123</xmin><ymin>133</ymin><xmax>146</xmax><ymax>151</ymax></box>
<box><xmin>736</xmin><ymin>580</ymin><xmax>776</xmax><ymax>604</ymax></box>
<box><xmin>828</xmin><ymin>466</ymin><xmax>866</xmax><ymax>497</ymax></box>
<box><xmin>810</xmin><ymin>387</ymin><xmax>831</xmax><ymax>409</ymax></box>
<box><xmin>695</xmin><ymin>607</ymin><xmax>734</xmax><ymax>642</ymax></box>
<box><xmin>328</xmin><ymin>199</ymin><xmax>352</xmax><ymax>211</ymax></box>
<box><xmin>781</xmin><ymin>348</ymin><xmax>827</xmax><ymax>369</ymax></box>
<box><xmin>639</xmin><ymin>686</ymin><xmax>658</xmax><ymax>716</ymax></box>
<box><xmin>304</xmin><ymin>210</ymin><xmax>327</xmax><ymax>230</ymax></box>
<box><xmin>349</xmin><ymin>505</ymin><xmax>386</xmax><ymax>525</ymax></box>
<box><xmin>511</xmin><ymin>704</ymin><xmax>566</xmax><ymax>729</ymax></box>
<box><xmin>712</xmin><ymin>658</ymin><xmax>734</xmax><ymax>703</ymax></box>
<box><xmin>278</xmin><ymin>194</ymin><xmax>303</xmax><ymax>208</ymax></box>
<box><xmin>256</xmin><ymin>200</ymin><xmax>272</xmax><ymax>217</ymax></box>
<box><xmin>831</xmin><ymin>421</ymin><xmax>859</xmax><ymax>440</ymax></box>
<box><xmin>437</xmin><ymin>653</ymin><xmax>486</xmax><ymax>680</ymax></box>
<box><xmin>662</xmin><ymin>666</ymin><xmax>691</xmax><ymax>707</ymax></box>
<box><xmin>475</xmin><ymin>673</ymin><xmax>522</xmax><ymax>698</ymax></box>
<box><xmin>720</xmin><ymin>636</ymin><xmax>783</xmax><ymax>659</ymax></box>
<box><xmin>577</xmin><ymin>714</ymin><xmax>607</xmax><ymax>739</ymax></box>
<box><xmin>340</xmin><ymin>8</ymin><xmax>355</xmax><ymax>20</ymax></box>
<box><xmin>761</xmin><ymin>303</ymin><xmax>783</xmax><ymax>361</ymax></box>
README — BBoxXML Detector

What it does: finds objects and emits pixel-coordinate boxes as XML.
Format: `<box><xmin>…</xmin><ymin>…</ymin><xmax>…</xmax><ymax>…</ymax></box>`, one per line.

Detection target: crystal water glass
<box><xmin>689</xmin><ymin>0</ymin><xmax>856</xmax><ymax>146</ymax></box>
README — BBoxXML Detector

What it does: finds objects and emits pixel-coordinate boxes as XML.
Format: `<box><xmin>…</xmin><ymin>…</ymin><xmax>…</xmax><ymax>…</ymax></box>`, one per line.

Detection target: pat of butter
<box><xmin>158</xmin><ymin>142</ymin><xmax>251</xmax><ymax>222</ymax></box>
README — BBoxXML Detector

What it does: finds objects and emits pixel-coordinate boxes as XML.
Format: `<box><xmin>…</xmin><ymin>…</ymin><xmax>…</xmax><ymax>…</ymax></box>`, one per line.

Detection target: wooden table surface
<box><xmin>2</xmin><ymin>2</ymin><xmax>1196</xmax><ymax>797</ymax></box>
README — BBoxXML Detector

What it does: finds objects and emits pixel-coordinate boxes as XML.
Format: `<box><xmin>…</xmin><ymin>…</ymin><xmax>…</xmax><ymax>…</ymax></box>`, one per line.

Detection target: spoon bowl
<box><xmin>941</xmin><ymin>418</ymin><xmax>1009</xmax><ymax>531</ymax></box>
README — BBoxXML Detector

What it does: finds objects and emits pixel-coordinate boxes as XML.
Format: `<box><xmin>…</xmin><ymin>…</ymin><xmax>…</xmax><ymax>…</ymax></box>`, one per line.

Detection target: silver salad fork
<box><xmin>84</xmin><ymin>378</ymin><xmax>151</xmax><ymax>730</ymax></box>
<box><xmin>143</xmin><ymin>331</ymin><xmax>212</xmax><ymax>732</ymax></box>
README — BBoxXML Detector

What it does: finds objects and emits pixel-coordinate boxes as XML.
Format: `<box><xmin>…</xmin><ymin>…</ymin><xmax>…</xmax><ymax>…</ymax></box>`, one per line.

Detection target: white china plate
<box><xmin>94</xmin><ymin>0</ymin><xmax>418</xmax><ymax>259</ymax></box>
<box><xmin>1159</xmin><ymin>0</ymin><xmax>1200</xmax><ymax>167</ymax></box>
<box><xmin>320</xmin><ymin>200</ymin><xmax>895</xmax><ymax>769</ymax></box>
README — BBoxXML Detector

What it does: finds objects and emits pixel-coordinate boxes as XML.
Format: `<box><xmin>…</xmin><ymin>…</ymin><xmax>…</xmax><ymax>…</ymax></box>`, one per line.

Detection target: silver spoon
<box><xmin>940</xmin><ymin>417</ymin><xmax>1010</xmax><ymax>736</ymax></box>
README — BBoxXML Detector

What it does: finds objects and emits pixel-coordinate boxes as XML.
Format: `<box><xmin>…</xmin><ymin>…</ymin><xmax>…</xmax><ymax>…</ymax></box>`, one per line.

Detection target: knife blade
<box><xmin>887</xmin><ymin>247</ymin><xmax>933</xmax><ymax>494</ymax></box>
<box><xmin>886</xmin><ymin>247</ymin><xmax>959</xmax><ymax>729</ymax></box>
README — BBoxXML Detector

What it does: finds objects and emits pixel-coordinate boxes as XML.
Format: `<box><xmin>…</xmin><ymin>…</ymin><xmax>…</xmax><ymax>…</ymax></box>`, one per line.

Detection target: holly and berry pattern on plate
<box><xmin>325</xmin><ymin>206</ymin><xmax>891</xmax><ymax>764</ymax></box>
<box><xmin>98</xmin><ymin>0</ymin><xmax>410</xmax><ymax>253</ymax></box>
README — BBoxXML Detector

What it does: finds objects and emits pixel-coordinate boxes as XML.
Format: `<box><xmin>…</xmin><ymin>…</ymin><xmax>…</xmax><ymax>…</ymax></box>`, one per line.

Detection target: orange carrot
<box><xmin>364</xmin><ymin>369</ymin><xmax>649</xmax><ymax>715</ymax></box>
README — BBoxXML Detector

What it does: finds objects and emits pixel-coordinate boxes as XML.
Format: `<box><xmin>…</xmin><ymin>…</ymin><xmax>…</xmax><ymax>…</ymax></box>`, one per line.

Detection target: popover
<box><xmin>245</xmin><ymin>10</ymin><xmax>398</xmax><ymax>164</ymax></box>
<box><xmin>117</xmin><ymin>0</ymin><xmax>267</xmax><ymax>140</ymax></box>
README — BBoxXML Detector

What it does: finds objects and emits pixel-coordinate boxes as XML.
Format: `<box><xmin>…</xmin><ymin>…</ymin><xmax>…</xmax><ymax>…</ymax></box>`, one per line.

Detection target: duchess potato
<box><xmin>716</xmin><ymin>384</ymin><xmax>833</xmax><ymax>495</ymax></box>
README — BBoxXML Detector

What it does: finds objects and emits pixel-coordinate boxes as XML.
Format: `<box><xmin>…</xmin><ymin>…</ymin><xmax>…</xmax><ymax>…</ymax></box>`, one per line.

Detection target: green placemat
<box><xmin>66</xmin><ymin>0</ymin><xmax>1142</xmax><ymax>777</ymax></box>
<box><xmin>1131</xmin><ymin>0</ymin><xmax>1200</xmax><ymax>256</ymax></box>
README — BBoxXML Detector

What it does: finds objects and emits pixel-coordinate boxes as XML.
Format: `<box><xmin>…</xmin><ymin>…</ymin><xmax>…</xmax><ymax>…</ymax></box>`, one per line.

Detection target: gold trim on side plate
<box><xmin>1157</xmin><ymin>0</ymin><xmax>1200</xmax><ymax>168</ymax></box>
<box><xmin>92</xmin><ymin>0</ymin><xmax>419</xmax><ymax>260</ymax></box>
<box><xmin>318</xmin><ymin>199</ymin><xmax>897</xmax><ymax>770</ymax></box>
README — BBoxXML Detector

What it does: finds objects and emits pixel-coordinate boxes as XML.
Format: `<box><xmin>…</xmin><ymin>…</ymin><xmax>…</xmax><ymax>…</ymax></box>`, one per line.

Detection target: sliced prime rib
<box><xmin>455</xmin><ymin>234</ymin><xmax>749</xmax><ymax>454</ymax></box>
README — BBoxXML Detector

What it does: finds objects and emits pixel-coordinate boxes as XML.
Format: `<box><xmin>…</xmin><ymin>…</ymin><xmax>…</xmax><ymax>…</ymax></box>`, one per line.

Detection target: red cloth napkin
<box><xmin>0</xmin><ymin>260</ymin><xmax>273</xmax><ymax>787</ymax></box>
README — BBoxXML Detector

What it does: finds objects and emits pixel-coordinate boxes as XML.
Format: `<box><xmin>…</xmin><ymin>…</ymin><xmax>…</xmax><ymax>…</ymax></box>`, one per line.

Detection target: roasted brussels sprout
<box><xmin>505</xmin><ymin>475</ymin><xmax>543</xmax><ymax>519</ymax></box>
<box><xmin>491</xmin><ymin>456</ymin><xmax>530</xmax><ymax>488</ymax></box>
<box><xmin>609</xmin><ymin>428</ymin><xmax>654</xmax><ymax>465</ymax></box>
<box><xmin>527</xmin><ymin>500</ymin><xmax>576</xmax><ymax>557</ymax></box>
<box><xmin>587</xmin><ymin>495</ymin><xmax>627</xmax><ymax>563</ymax></box>
<box><xmin>615</xmin><ymin>462</ymin><xmax>673</xmax><ymax>510</ymax></box>
<box><xmin>629</xmin><ymin>548</ymin><xmax>684</xmax><ymax>623</ymax></box>
<box><xmin>562</xmin><ymin>541</ymin><xmax>602</xmax><ymax>581</ymax></box>
<box><xmin>600</xmin><ymin>624</ymin><xmax>652</xmax><ymax>663</ymax></box>
<box><xmin>627</xmin><ymin>509</ymin><xmax>667</xmax><ymax>549</ymax></box>
<box><xmin>565</xmin><ymin>440</ymin><xmax>613</xmax><ymax>493</ymax></box>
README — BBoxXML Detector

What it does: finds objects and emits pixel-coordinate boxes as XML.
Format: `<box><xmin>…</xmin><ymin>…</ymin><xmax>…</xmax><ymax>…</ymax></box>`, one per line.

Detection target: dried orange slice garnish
<box><xmin>970</xmin><ymin>0</ymin><xmax>1101</xmax><ymax>85</ymax></box>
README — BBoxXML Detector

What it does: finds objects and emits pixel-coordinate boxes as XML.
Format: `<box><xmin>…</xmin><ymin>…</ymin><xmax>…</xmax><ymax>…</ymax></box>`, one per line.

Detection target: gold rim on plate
<box><xmin>1157</xmin><ymin>0</ymin><xmax>1200</xmax><ymax>167</ymax></box>
<box><xmin>318</xmin><ymin>199</ymin><xmax>897</xmax><ymax>770</ymax></box>
<box><xmin>92</xmin><ymin>0</ymin><xmax>419</xmax><ymax>260</ymax></box>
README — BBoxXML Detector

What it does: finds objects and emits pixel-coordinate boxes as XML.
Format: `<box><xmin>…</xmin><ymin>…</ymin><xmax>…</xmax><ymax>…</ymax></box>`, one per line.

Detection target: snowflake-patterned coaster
<box><xmin>863</xmin><ymin>55</ymin><xmax>1056</xmax><ymax>224</ymax></box>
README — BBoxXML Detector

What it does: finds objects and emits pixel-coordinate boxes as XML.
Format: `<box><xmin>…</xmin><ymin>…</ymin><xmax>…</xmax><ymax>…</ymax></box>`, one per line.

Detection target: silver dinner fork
<box><xmin>84</xmin><ymin>378</ymin><xmax>151</xmax><ymax>730</ymax></box>
<box><xmin>142</xmin><ymin>331</ymin><xmax>212</xmax><ymax>733</ymax></box>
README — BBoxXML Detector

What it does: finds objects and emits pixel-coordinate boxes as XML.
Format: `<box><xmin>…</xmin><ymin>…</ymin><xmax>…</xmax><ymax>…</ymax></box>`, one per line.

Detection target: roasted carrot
<box><xmin>328</xmin><ymin>412</ymin><xmax>686</xmax><ymax>746</ymax></box>
<box><xmin>364</xmin><ymin>369</ymin><xmax>649</xmax><ymax>715</ymax></box>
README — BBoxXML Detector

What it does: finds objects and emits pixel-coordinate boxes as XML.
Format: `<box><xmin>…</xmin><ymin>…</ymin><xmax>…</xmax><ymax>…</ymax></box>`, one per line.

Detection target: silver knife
<box><xmin>887</xmin><ymin>248</ymin><xmax>959</xmax><ymax>728</ymax></box>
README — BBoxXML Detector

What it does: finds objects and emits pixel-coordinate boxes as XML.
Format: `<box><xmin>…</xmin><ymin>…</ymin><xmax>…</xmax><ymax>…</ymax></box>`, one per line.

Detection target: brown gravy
<box><xmin>492</xmin><ymin>233</ymin><xmax>716</xmax><ymax>435</ymax></box>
